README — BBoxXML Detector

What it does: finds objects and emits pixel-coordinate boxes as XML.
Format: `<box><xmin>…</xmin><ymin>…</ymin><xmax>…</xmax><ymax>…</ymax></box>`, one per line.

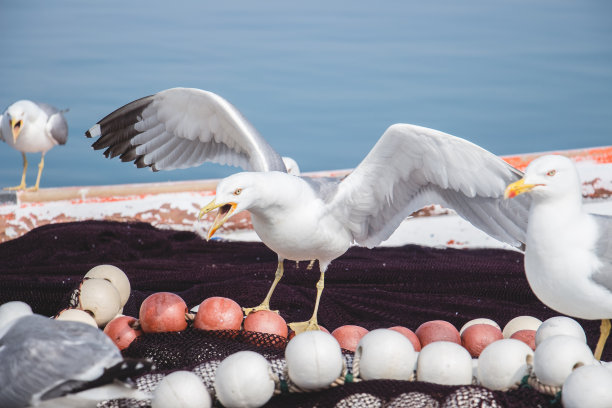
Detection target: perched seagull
<box><xmin>0</xmin><ymin>301</ymin><xmax>150</xmax><ymax>407</ymax></box>
<box><xmin>86</xmin><ymin>87</ymin><xmax>530</xmax><ymax>333</ymax></box>
<box><xmin>505</xmin><ymin>154</ymin><xmax>612</xmax><ymax>360</ymax></box>
<box><xmin>0</xmin><ymin>100</ymin><xmax>68</xmax><ymax>191</ymax></box>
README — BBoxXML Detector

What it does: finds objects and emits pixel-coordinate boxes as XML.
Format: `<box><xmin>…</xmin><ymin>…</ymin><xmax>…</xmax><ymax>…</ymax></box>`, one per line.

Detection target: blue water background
<box><xmin>1</xmin><ymin>1</ymin><xmax>611</xmax><ymax>188</ymax></box>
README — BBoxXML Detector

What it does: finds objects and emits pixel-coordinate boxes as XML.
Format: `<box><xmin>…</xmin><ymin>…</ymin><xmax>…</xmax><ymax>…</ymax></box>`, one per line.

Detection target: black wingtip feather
<box><xmin>95</xmin><ymin>95</ymin><xmax>154</xmax><ymax>130</ymax></box>
<box><xmin>87</xmin><ymin>95</ymin><xmax>155</xmax><ymax>163</ymax></box>
<box><xmin>134</xmin><ymin>156</ymin><xmax>150</xmax><ymax>168</ymax></box>
<box><xmin>119</xmin><ymin>146</ymin><xmax>139</xmax><ymax>162</ymax></box>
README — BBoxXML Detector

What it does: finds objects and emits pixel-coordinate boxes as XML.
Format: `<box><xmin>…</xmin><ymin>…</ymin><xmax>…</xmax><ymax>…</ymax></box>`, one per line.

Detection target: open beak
<box><xmin>11</xmin><ymin>119</ymin><xmax>22</xmax><ymax>143</ymax></box>
<box><xmin>504</xmin><ymin>178</ymin><xmax>538</xmax><ymax>199</ymax></box>
<box><xmin>198</xmin><ymin>199</ymin><xmax>237</xmax><ymax>241</ymax></box>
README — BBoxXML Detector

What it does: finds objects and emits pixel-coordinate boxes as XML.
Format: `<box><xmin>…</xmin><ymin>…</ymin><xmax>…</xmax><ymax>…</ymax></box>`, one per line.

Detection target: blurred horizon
<box><xmin>1</xmin><ymin>1</ymin><xmax>611</xmax><ymax>188</ymax></box>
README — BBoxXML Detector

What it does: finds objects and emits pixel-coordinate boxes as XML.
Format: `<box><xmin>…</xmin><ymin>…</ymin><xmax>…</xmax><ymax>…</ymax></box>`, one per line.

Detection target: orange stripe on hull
<box><xmin>502</xmin><ymin>146</ymin><xmax>612</xmax><ymax>171</ymax></box>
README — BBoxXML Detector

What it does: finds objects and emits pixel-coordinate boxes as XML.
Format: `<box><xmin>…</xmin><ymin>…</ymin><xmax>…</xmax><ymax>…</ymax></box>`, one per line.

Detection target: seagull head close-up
<box><xmin>4</xmin><ymin>100</ymin><xmax>36</xmax><ymax>144</ymax></box>
<box><xmin>4</xmin><ymin>100</ymin><xmax>54</xmax><ymax>144</ymax></box>
<box><xmin>504</xmin><ymin>155</ymin><xmax>581</xmax><ymax>203</ymax></box>
<box><xmin>199</xmin><ymin>172</ymin><xmax>268</xmax><ymax>240</ymax></box>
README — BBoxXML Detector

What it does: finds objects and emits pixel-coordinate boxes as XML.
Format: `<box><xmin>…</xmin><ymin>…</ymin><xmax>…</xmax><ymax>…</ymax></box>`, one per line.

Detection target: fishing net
<box><xmin>2</xmin><ymin>220</ymin><xmax>603</xmax><ymax>407</ymax></box>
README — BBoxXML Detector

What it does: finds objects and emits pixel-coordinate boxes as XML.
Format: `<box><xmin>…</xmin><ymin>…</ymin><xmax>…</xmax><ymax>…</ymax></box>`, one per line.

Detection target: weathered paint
<box><xmin>1</xmin><ymin>147</ymin><xmax>611</xmax><ymax>244</ymax></box>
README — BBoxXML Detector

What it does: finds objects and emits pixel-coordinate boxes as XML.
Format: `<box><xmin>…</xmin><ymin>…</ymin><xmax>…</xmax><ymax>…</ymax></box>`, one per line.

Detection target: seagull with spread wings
<box><xmin>86</xmin><ymin>87</ymin><xmax>529</xmax><ymax>333</ymax></box>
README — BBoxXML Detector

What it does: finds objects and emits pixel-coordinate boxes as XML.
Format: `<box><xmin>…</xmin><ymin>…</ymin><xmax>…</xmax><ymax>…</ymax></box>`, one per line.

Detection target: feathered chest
<box><xmin>525</xmin><ymin>209</ymin><xmax>599</xmax><ymax>274</ymax></box>
<box><xmin>249</xmin><ymin>200</ymin><xmax>352</xmax><ymax>262</ymax></box>
<box><xmin>5</xmin><ymin>118</ymin><xmax>57</xmax><ymax>153</ymax></box>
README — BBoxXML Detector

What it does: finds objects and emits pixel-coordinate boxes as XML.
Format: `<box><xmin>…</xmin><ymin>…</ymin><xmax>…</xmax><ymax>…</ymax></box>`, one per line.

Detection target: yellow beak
<box><xmin>504</xmin><ymin>178</ymin><xmax>538</xmax><ymax>199</ymax></box>
<box><xmin>11</xmin><ymin>118</ymin><xmax>22</xmax><ymax>143</ymax></box>
<box><xmin>198</xmin><ymin>198</ymin><xmax>237</xmax><ymax>241</ymax></box>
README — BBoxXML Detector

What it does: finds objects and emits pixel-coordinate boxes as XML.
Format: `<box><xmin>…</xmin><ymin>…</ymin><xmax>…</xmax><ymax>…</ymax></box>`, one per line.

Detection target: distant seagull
<box><xmin>86</xmin><ymin>87</ymin><xmax>530</xmax><ymax>333</ymax></box>
<box><xmin>0</xmin><ymin>100</ymin><xmax>68</xmax><ymax>191</ymax></box>
<box><xmin>0</xmin><ymin>302</ymin><xmax>150</xmax><ymax>407</ymax></box>
<box><xmin>505</xmin><ymin>154</ymin><xmax>612</xmax><ymax>360</ymax></box>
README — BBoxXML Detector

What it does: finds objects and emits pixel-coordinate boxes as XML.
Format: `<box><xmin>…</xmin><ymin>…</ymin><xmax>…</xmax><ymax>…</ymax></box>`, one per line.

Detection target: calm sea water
<box><xmin>1</xmin><ymin>1</ymin><xmax>611</xmax><ymax>188</ymax></box>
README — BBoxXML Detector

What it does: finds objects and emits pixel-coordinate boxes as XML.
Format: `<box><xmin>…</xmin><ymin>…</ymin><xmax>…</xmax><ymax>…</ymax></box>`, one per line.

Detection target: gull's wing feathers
<box><xmin>37</xmin><ymin>103</ymin><xmax>69</xmax><ymax>145</ymax></box>
<box><xmin>0</xmin><ymin>112</ymin><xmax>4</xmax><ymax>142</ymax></box>
<box><xmin>0</xmin><ymin>315</ymin><xmax>122</xmax><ymax>407</ymax></box>
<box><xmin>331</xmin><ymin>124</ymin><xmax>530</xmax><ymax>248</ymax></box>
<box><xmin>85</xmin><ymin>87</ymin><xmax>286</xmax><ymax>173</ymax></box>
<box><xmin>592</xmin><ymin>213</ymin><xmax>612</xmax><ymax>294</ymax></box>
<box><xmin>301</xmin><ymin>176</ymin><xmax>343</xmax><ymax>202</ymax></box>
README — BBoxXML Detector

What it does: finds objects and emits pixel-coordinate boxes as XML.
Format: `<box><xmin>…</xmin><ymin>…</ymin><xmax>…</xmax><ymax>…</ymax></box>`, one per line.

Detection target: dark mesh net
<box><xmin>2</xmin><ymin>220</ymin><xmax>602</xmax><ymax>407</ymax></box>
<box><xmin>124</xmin><ymin>329</ymin><xmax>288</xmax><ymax>372</ymax></box>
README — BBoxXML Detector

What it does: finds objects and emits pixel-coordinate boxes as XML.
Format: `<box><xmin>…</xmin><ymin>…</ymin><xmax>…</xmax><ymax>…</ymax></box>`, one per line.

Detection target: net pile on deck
<box><xmin>1</xmin><ymin>220</ymin><xmax>606</xmax><ymax>407</ymax></box>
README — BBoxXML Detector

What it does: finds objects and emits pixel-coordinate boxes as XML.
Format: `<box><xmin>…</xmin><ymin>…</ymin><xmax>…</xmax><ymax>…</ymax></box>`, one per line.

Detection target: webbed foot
<box><xmin>288</xmin><ymin>319</ymin><xmax>320</xmax><ymax>335</ymax></box>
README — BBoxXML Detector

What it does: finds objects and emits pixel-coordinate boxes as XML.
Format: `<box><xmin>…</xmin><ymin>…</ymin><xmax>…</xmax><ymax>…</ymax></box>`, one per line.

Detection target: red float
<box><xmin>510</xmin><ymin>329</ymin><xmax>537</xmax><ymax>350</ymax></box>
<box><xmin>415</xmin><ymin>320</ymin><xmax>461</xmax><ymax>347</ymax></box>
<box><xmin>331</xmin><ymin>325</ymin><xmax>369</xmax><ymax>352</ymax></box>
<box><xmin>243</xmin><ymin>310</ymin><xmax>288</xmax><ymax>338</ymax></box>
<box><xmin>461</xmin><ymin>323</ymin><xmax>504</xmax><ymax>357</ymax></box>
<box><xmin>139</xmin><ymin>292</ymin><xmax>188</xmax><ymax>333</ymax></box>
<box><xmin>103</xmin><ymin>315</ymin><xmax>143</xmax><ymax>350</ymax></box>
<box><xmin>194</xmin><ymin>297</ymin><xmax>243</xmax><ymax>331</ymax></box>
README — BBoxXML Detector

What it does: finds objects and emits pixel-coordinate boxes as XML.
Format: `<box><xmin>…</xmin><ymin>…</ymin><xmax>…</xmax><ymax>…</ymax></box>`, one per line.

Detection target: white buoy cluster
<box><xmin>55</xmin><ymin>264</ymin><xmax>131</xmax><ymax>327</ymax></box>
<box><xmin>469</xmin><ymin>315</ymin><xmax>612</xmax><ymax>408</ymax></box>
<box><xmin>200</xmin><ymin>315</ymin><xmax>612</xmax><ymax>408</ymax></box>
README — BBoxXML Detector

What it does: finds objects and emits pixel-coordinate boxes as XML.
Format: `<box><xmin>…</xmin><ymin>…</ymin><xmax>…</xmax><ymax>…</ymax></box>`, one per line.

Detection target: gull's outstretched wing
<box><xmin>331</xmin><ymin>124</ymin><xmax>530</xmax><ymax>248</ymax></box>
<box><xmin>86</xmin><ymin>87</ymin><xmax>286</xmax><ymax>173</ymax></box>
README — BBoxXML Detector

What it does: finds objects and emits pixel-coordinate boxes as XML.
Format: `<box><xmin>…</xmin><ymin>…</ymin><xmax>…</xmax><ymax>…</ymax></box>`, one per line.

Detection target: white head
<box><xmin>5</xmin><ymin>100</ymin><xmax>37</xmax><ymax>143</ymax></box>
<box><xmin>504</xmin><ymin>155</ymin><xmax>582</xmax><ymax>202</ymax></box>
<box><xmin>198</xmin><ymin>172</ymin><xmax>265</xmax><ymax>240</ymax></box>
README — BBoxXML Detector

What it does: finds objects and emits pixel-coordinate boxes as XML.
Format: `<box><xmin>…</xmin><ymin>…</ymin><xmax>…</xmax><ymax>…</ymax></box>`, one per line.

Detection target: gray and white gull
<box><xmin>0</xmin><ymin>100</ymin><xmax>68</xmax><ymax>191</ymax></box>
<box><xmin>86</xmin><ymin>87</ymin><xmax>530</xmax><ymax>333</ymax></box>
<box><xmin>505</xmin><ymin>154</ymin><xmax>612</xmax><ymax>360</ymax></box>
<box><xmin>0</xmin><ymin>301</ymin><xmax>149</xmax><ymax>407</ymax></box>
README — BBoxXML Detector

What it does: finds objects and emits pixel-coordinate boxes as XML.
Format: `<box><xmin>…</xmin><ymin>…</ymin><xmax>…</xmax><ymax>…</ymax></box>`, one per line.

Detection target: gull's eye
<box><xmin>546</xmin><ymin>170</ymin><xmax>556</xmax><ymax>177</ymax></box>
<box><xmin>233</xmin><ymin>188</ymin><xmax>242</xmax><ymax>196</ymax></box>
